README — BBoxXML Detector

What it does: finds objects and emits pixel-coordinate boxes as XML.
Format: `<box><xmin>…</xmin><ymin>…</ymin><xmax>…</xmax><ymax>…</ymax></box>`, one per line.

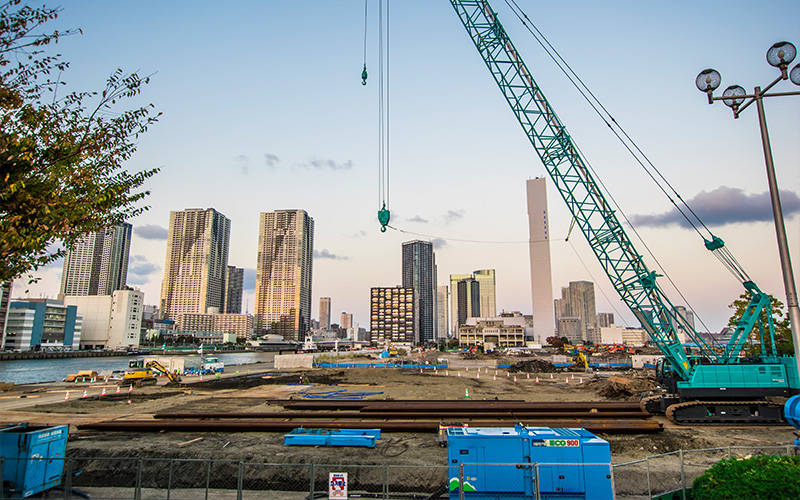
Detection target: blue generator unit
<box><xmin>447</xmin><ymin>425</ymin><xmax>613</xmax><ymax>500</ymax></box>
<box><xmin>0</xmin><ymin>423</ymin><xmax>69</xmax><ymax>498</ymax></box>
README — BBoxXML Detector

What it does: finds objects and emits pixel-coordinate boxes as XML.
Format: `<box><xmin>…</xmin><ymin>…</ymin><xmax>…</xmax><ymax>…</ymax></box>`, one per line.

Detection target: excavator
<box><xmin>123</xmin><ymin>359</ymin><xmax>181</xmax><ymax>386</ymax></box>
<box><xmin>436</xmin><ymin>0</ymin><xmax>798</xmax><ymax>423</ymax></box>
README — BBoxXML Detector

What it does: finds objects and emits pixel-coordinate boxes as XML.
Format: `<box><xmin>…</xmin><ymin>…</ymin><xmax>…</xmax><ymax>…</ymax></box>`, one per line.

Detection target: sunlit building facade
<box><xmin>60</xmin><ymin>223</ymin><xmax>132</xmax><ymax>296</ymax></box>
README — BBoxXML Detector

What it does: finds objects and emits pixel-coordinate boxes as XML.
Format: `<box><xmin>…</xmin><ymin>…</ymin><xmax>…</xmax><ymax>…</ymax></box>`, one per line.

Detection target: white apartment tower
<box><xmin>160</xmin><ymin>208</ymin><xmax>231</xmax><ymax>322</ymax></box>
<box><xmin>60</xmin><ymin>223</ymin><xmax>132</xmax><ymax>296</ymax></box>
<box><xmin>254</xmin><ymin>209</ymin><xmax>314</xmax><ymax>340</ymax></box>
<box><xmin>436</xmin><ymin>285</ymin><xmax>449</xmax><ymax>341</ymax></box>
<box><xmin>526</xmin><ymin>177</ymin><xmax>556</xmax><ymax>340</ymax></box>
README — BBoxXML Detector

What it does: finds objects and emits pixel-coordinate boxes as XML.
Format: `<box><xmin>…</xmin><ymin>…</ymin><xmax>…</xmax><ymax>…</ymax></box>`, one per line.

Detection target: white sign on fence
<box><xmin>329</xmin><ymin>472</ymin><xmax>348</xmax><ymax>499</ymax></box>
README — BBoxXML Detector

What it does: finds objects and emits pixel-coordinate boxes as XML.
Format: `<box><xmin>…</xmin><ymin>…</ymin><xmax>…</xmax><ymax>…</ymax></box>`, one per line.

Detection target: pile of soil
<box><xmin>593</xmin><ymin>375</ymin><xmax>655</xmax><ymax>400</ymax></box>
<box><xmin>507</xmin><ymin>359</ymin><xmax>558</xmax><ymax>373</ymax></box>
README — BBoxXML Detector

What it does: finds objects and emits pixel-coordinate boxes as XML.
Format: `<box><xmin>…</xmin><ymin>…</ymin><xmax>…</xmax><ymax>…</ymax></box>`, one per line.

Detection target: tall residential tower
<box><xmin>402</xmin><ymin>240</ymin><xmax>436</xmax><ymax>344</ymax></box>
<box><xmin>254</xmin><ymin>209</ymin><xmax>314</xmax><ymax>340</ymax></box>
<box><xmin>160</xmin><ymin>208</ymin><xmax>231</xmax><ymax>321</ymax></box>
<box><xmin>60</xmin><ymin>223</ymin><xmax>132</xmax><ymax>296</ymax></box>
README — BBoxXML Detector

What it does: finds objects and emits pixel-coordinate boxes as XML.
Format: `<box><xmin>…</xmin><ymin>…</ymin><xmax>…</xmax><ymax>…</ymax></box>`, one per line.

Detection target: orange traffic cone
<box><xmin>513</xmin><ymin>376</ymin><xmax>517</xmax><ymax>383</ymax></box>
<box><xmin>446</xmin><ymin>370</ymin><xmax>449</xmax><ymax>376</ymax></box>
<box><xmin>506</xmin><ymin>372</ymin><xmax>510</xmax><ymax>378</ymax></box>
<box><xmin>550</xmin><ymin>373</ymin><xmax>554</xmax><ymax>379</ymax></box>
<box><xmin>476</xmin><ymin>372</ymin><xmax>480</xmax><ymax>379</ymax></box>
<box><xmin>536</xmin><ymin>376</ymin><xmax>540</xmax><ymax>383</ymax></box>
<box><xmin>580</xmin><ymin>378</ymin><xmax>584</xmax><ymax>384</ymax></box>
<box><xmin>64</xmin><ymin>391</ymin><xmax>70</xmax><ymax>401</ymax></box>
<box><xmin>100</xmin><ymin>387</ymin><xmax>106</xmax><ymax>397</ymax></box>
<box><xmin>565</xmin><ymin>377</ymin><xmax>570</xmax><ymax>385</ymax></box>
<box><xmin>571</xmin><ymin>374</ymin><xmax>575</xmax><ymax>380</ymax></box>
<box><xmin>457</xmin><ymin>372</ymin><xmax>461</xmax><ymax>378</ymax></box>
<box><xmin>493</xmin><ymin>375</ymin><xmax>497</xmax><ymax>381</ymax></box>
<box><xmin>115</xmin><ymin>386</ymin><xmax>120</xmax><ymax>394</ymax></box>
<box><xmin>527</xmin><ymin>373</ymin><xmax>530</xmax><ymax>379</ymax></box>
<box><xmin>466</xmin><ymin>367</ymin><xmax>469</xmax><ymax>372</ymax></box>
<box><xmin>81</xmin><ymin>390</ymin><xmax>88</xmax><ymax>399</ymax></box>
<box><xmin>128</xmin><ymin>384</ymin><xmax>133</xmax><ymax>393</ymax></box>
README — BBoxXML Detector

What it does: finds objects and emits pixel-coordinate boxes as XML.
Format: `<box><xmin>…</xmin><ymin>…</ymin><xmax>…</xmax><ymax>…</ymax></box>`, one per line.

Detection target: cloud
<box><xmin>408</xmin><ymin>215</ymin><xmax>429</xmax><ymax>223</ymax></box>
<box><xmin>243</xmin><ymin>268</ymin><xmax>256</xmax><ymax>292</ymax></box>
<box><xmin>431</xmin><ymin>238</ymin><xmax>447</xmax><ymax>250</ymax></box>
<box><xmin>127</xmin><ymin>255</ymin><xmax>161</xmax><ymax>285</ymax></box>
<box><xmin>300</xmin><ymin>158</ymin><xmax>353</xmax><ymax>171</ymax></box>
<box><xmin>350</xmin><ymin>230</ymin><xmax>368</xmax><ymax>238</ymax></box>
<box><xmin>134</xmin><ymin>225</ymin><xmax>168</xmax><ymax>240</ymax></box>
<box><xmin>314</xmin><ymin>249</ymin><xmax>348</xmax><ymax>260</ymax></box>
<box><xmin>443</xmin><ymin>209</ymin><xmax>465</xmax><ymax>224</ymax></box>
<box><xmin>630</xmin><ymin>187</ymin><xmax>800</xmax><ymax>228</ymax></box>
<box><xmin>235</xmin><ymin>155</ymin><xmax>251</xmax><ymax>175</ymax></box>
<box><xmin>264</xmin><ymin>153</ymin><xmax>280</xmax><ymax>168</ymax></box>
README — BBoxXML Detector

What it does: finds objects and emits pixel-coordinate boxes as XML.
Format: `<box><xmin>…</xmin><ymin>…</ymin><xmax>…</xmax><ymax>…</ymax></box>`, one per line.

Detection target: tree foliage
<box><xmin>545</xmin><ymin>336</ymin><xmax>564</xmax><ymax>348</ymax></box>
<box><xmin>727</xmin><ymin>291</ymin><xmax>793</xmax><ymax>356</ymax></box>
<box><xmin>0</xmin><ymin>1</ymin><xmax>159</xmax><ymax>283</ymax></box>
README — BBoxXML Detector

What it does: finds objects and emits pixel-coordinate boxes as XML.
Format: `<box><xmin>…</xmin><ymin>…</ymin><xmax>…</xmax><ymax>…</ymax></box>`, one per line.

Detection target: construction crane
<box><xmin>447</xmin><ymin>0</ymin><xmax>798</xmax><ymax>423</ymax></box>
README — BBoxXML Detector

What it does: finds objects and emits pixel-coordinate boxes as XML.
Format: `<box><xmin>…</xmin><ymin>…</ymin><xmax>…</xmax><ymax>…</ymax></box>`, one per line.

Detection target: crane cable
<box><xmin>376</xmin><ymin>0</ymin><xmax>391</xmax><ymax>231</ymax></box>
<box><xmin>501</xmin><ymin>0</ymin><xmax>729</xmax><ymax>335</ymax></box>
<box><xmin>361</xmin><ymin>0</ymin><xmax>368</xmax><ymax>85</ymax></box>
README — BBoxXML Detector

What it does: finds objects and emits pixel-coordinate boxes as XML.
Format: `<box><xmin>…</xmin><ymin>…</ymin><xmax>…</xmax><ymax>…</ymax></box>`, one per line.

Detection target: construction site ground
<box><xmin>1</xmin><ymin>351</ymin><xmax>798</xmax><ymax>496</ymax></box>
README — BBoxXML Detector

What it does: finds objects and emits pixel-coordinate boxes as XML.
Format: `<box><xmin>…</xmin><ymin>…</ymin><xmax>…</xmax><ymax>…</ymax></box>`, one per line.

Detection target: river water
<box><xmin>0</xmin><ymin>351</ymin><xmax>276</xmax><ymax>385</ymax></box>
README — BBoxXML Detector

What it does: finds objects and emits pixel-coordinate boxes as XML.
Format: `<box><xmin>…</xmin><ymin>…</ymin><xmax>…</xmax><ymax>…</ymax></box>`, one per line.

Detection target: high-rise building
<box><xmin>473</xmin><ymin>269</ymin><xmax>497</xmax><ymax>318</ymax></box>
<box><xmin>597</xmin><ymin>312</ymin><xmax>615</xmax><ymax>328</ymax></box>
<box><xmin>224</xmin><ymin>266</ymin><xmax>244</xmax><ymax>314</ymax></box>
<box><xmin>254</xmin><ymin>209</ymin><xmax>314</xmax><ymax>341</ymax></box>
<box><xmin>449</xmin><ymin>273</ymin><xmax>471</xmax><ymax>336</ymax></box>
<box><xmin>457</xmin><ymin>277</ymin><xmax>481</xmax><ymax>326</ymax></box>
<box><xmin>160</xmin><ymin>208</ymin><xmax>231</xmax><ymax>322</ymax></box>
<box><xmin>527</xmin><ymin>178</ymin><xmax>556</xmax><ymax>339</ymax></box>
<box><xmin>340</xmin><ymin>312</ymin><xmax>353</xmax><ymax>330</ymax></box>
<box><xmin>0</xmin><ymin>280</ymin><xmax>12</xmax><ymax>336</ymax></box>
<box><xmin>370</xmin><ymin>286</ymin><xmax>417</xmax><ymax>344</ymax></box>
<box><xmin>319</xmin><ymin>297</ymin><xmax>331</xmax><ymax>330</ymax></box>
<box><xmin>556</xmin><ymin>281</ymin><xmax>596</xmax><ymax>343</ymax></box>
<box><xmin>402</xmin><ymin>240</ymin><xmax>436</xmax><ymax>344</ymax></box>
<box><xmin>436</xmin><ymin>285</ymin><xmax>449</xmax><ymax>341</ymax></box>
<box><xmin>60</xmin><ymin>223</ymin><xmax>132</xmax><ymax>296</ymax></box>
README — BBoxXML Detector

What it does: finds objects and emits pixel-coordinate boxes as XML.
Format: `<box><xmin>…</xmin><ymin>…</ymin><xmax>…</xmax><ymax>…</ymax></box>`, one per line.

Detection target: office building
<box><xmin>556</xmin><ymin>281</ymin><xmax>597</xmax><ymax>343</ymax></box>
<box><xmin>178</xmin><ymin>313</ymin><xmax>254</xmax><ymax>341</ymax></box>
<box><xmin>436</xmin><ymin>285</ymin><xmax>449</xmax><ymax>341</ymax></box>
<box><xmin>449</xmin><ymin>273</ymin><xmax>471</xmax><ymax>336</ymax></box>
<box><xmin>224</xmin><ymin>266</ymin><xmax>244</xmax><ymax>314</ymax></box>
<box><xmin>673</xmin><ymin>306</ymin><xmax>695</xmax><ymax>342</ymax></box>
<box><xmin>473</xmin><ymin>269</ymin><xmax>497</xmax><ymax>318</ymax></box>
<box><xmin>370</xmin><ymin>286</ymin><xmax>417</xmax><ymax>344</ymax></box>
<box><xmin>60</xmin><ymin>223</ymin><xmax>132</xmax><ymax>296</ymax></box>
<box><xmin>254</xmin><ymin>209</ymin><xmax>314</xmax><ymax>341</ymax></box>
<box><xmin>2</xmin><ymin>299</ymin><xmax>82</xmax><ymax>352</ymax></box>
<box><xmin>597</xmin><ymin>312</ymin><xmax>615</xmax><ymax>328</ymax></box>
<box><xmin>340</xmin><ymin>312</ymin><xmax>353</xmax><ymax>330</ymax></box>
<box><xmin>458</xmin><ymin>319</ymin><xmax>525</xmax><ymax>349</ymax></box>
<box><xmin>319</xmin><ymin>297</ymin><xmax>331</xmax><ymax>330</ymax></box>
<box><xmin>527</xmin><ymin>177</ymin><xmax>556</xmax><ymax>339</ymax></box>
<box><xmin>160</xmin><ymin>208</ymin><xmax>231</xmax><ymax>322</ymax></box>
<box><xmin>402</xmin><ymin>240</ymin><xmax>436</xmax><ymax>344</ymax></box>
<box><xmin>64</xmin><ymin>289</ymin><xmax>144</xmax><ymax>350</ymax></box>
<box><xmin>457</xmin><ymin>277</ymin><xmax>481</xmax><ymax>326</ymax></box>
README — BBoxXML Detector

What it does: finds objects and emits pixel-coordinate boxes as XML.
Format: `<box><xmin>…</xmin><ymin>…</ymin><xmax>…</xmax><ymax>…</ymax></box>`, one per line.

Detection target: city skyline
<box><xmin>10</xmin><ymin>1</ymin><xmax>799</xmax><ymax>333</ymax></box>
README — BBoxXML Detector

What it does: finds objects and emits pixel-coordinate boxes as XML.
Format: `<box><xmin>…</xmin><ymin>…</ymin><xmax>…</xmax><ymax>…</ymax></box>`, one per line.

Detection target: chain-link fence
<box><xmin>612</xmin><ymin>444</ymin><xmax>798</xmax><ymax>500</ymax></box>
<box><xmin>0</xmin><ymin>445</ymin><xmax>796</xmax><ymax>499</ymax></box>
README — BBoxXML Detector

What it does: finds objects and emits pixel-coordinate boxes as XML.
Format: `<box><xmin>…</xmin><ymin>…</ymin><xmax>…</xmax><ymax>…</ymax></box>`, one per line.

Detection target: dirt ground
<box><xmin>3</xmin><ymin>352</ymin><xmax>799</xmax><ymax>496</ymax></box>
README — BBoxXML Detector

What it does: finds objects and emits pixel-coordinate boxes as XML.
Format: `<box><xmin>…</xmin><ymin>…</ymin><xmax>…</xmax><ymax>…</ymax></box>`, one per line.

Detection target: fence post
<box><xmin>237</xmin><ymin>462</ymin><xmax>244</xmax><ymax>500</ymax></box>
<box><xmin>167</xmin><ymin>460</ymin><xmax>174</xmax><ymax>500</ymax></box>
<box><xmin>680</xmin><ymin>449</ymin><xmax>686</xmax><ymax>500</ymax></box>
<box><xmin>646</xmin><ymin>457</ymin><xmax>652</xmax><ymax>498</ymax></box>
<box><xmin>135</xmin><ymin>458</ymin><xmax>143</xmax><ymax>500</ymax></box>
<box><xmin>63</xmin><ymin>458</ymin><xmax>72</xmax><ymax>500</ymax></box>
<box><xmin>459</xmin><ymin>464</ymin><xmax>465</xmax><ymax>500</ymax></box>
<box><xmin>607</xmin><ymin>462</ymin><xmax>616</xmax><ymax>500</ymax></box>
<box><xmin>533</xmin><ymin>463</ymin><xmax>541</xmax><ymax>500</ymax></box>
<box><xmin>383</xmin><ymin>464</ymin><xmax>389</xmax><ymax>500</ymax></box>
<box><xmin>205</xmin><ymin>460</ymin><xmax>211</xmax><ymax>500</ymax></box>
<box><xmin>309</xmin><ymin>463</ymin><xmax>316</xmax><ymax>499</ymax></box>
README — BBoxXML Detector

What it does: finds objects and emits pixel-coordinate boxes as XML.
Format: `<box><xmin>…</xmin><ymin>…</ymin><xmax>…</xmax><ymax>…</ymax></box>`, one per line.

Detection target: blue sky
<box><xmin>14</xmin><ymin>1</ymin><xmax>800</xmax><ymax>333</ymax></box>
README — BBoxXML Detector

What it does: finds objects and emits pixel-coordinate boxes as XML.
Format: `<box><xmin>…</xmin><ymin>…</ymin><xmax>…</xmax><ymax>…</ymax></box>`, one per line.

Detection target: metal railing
<box><xmin>0</xmin><ymin>444</ymin><xmax>796</xmax><ymax>499</ymax></box>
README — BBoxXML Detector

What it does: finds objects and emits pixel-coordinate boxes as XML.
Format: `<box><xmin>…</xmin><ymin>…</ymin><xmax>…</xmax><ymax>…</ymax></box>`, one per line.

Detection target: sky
<box><xmin>12</xmin><ymin>0</ymin><xmax>800</xmax><ymax>334</ymax></box>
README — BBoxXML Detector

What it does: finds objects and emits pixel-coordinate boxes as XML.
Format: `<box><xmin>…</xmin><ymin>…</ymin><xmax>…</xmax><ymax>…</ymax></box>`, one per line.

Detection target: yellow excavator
<box><xmin>123</xmin><ymin>359</ymin><xmax>181</xmax><ymax>386</ymax></box>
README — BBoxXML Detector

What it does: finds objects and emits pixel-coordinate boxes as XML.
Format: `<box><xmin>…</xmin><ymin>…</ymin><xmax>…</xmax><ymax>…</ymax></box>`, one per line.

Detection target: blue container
<box><xmin>447</xmin><ymin>425</ymin><xmax>612</xmax><ymax>500</ymax></box>
<box><xmin>283</xmin><ymin>428</ymin><xmax>381</xmax><ymax>448</ymax></box>
<box><xmin>0</xmin><ymin>423</ymin><xmax>69</xmax><ymax>498</ymax></box>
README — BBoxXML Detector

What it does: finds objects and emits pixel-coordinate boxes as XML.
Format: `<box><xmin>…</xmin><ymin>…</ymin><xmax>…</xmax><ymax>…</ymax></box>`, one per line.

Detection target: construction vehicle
<box><xmin>446</xmin><ymin>0</ymin><xmax>798</xmax><ymax>423</ymax></box>
<box><xmin>123</xmin><ymin>359</ymin><xmax>181</xmax><ymax>386</ymax></box>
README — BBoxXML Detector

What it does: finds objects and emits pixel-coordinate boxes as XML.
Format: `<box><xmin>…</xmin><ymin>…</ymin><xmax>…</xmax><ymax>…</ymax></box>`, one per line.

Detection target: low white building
<box><xmin>64</xmin><ymin>289</ymin><xmax>143</xmax><ymax>350</ymax></box>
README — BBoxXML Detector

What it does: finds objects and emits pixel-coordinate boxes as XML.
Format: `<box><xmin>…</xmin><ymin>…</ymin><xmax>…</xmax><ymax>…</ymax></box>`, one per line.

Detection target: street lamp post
<box><xmin>696</xmin><ymin>42</ymin><xmax>800</xmax><ymax>377</ymax></box>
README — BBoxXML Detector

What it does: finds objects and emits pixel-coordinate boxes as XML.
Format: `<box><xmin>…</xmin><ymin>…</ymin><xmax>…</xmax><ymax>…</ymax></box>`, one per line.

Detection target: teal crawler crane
<box><xmin>446</xmin><ymin>0</ymin><xmax>798</xmax><ymax>423</ymax></box>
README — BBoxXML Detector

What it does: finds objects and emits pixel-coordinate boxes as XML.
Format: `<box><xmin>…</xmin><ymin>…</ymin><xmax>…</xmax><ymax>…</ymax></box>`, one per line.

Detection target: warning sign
<box><xmin>329</xmin><ymin>472</ymin><xmax>348</xmax><ymax>499</ymax></box>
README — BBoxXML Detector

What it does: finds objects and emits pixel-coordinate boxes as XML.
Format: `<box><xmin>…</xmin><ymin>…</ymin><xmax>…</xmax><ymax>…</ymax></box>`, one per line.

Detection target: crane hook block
<box><xmin>378</xmin><ymin>203</ymin><xmax>390</xmax><ymax>232</ymax></box>
<box><xmin>361</xmin><ymin>64</ymin><xmax>368</xmax><ymax>85</ymax></box>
